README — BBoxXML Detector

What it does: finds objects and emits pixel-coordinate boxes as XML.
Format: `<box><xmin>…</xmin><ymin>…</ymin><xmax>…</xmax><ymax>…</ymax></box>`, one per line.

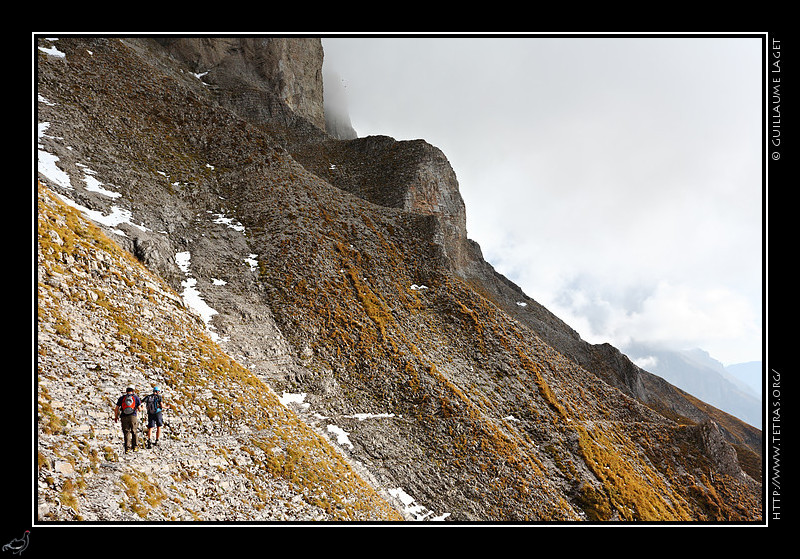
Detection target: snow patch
<box><xmin>38</xmin><ymin>122</ymin><xmax>72</xmax><ymax>189</ymax></box>
<box><xmin>38</xmin><ymin>37</ymin><xmax>65</xmax><ymax>59</ymax></box>
<box><xmin>210</xmin><ymin>210</ymin><xmax>245</xmax><ymax>232</ymax></box>
<box><xmin>346</xmin><ymin>413</ymin><xmax>396</xmax><ymax>421</ymax></box>
<box><xmin>279</xmin><ymin>392</ymin><xmax>310</xmax><ymax>411</ymax></box>
<box><xmin>175</xmin><ymin>251</ymin><xmax>225</xmax><ymax>342</ymax></box>
<box><xmin>245</xmin><ymin>254</ymin><xmax>259</xmax><ymax>272</ymax></box>
<box><xmin>78</xmin><ymin>164</ymin><xmax>122</xmax><ymax>198</ymax></box>
<box><xmin>389</xmin><ymin>488</ymin><xmax>450</xmax><ymax>522</ymax></box>
<box><xmin>327</xmin><ymin>425</ymin><xmax>353</xmax><ymax>449</ymax></box>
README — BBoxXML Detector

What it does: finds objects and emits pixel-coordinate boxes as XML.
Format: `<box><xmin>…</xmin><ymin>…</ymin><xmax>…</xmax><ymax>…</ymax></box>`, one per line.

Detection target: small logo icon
<box><xmin>2</xmin><ymin>531</ymin><xmax>29</xmax><ymax>555</ymax></box>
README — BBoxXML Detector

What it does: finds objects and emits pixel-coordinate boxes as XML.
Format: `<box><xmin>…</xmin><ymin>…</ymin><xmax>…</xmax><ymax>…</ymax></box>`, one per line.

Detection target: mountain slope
<box><xmin>36</xmin><ymin>36</ymin><xmax>762</xmax><ymax>522</ymax></box>
<box><xmin>36</xmin><ymin>183</ymin><xmax>403</xmax><ymax>521</ymax></box>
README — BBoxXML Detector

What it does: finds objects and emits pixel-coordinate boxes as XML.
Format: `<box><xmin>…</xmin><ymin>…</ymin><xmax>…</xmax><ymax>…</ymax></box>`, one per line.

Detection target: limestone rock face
<box><xmin>156</xmin><ymin>37</ymin><xmax>326</xmax><ymax>131</ymax></box>
<box><xmin>699</xmin><ymin>420</ymin><xmax>747</xmax><ymax>478</ymax></box>
<box><xmin>290</xmin><ymin>134</ymin><xmax>469</xmax><ymax>273</ymax></box>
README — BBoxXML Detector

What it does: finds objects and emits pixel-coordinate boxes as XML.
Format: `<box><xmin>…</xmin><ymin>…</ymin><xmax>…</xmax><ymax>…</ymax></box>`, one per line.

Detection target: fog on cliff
<box><xmin>321</xmin><ymin>35</ymin><xmax>762</xmax><ymax>367</ymax></box>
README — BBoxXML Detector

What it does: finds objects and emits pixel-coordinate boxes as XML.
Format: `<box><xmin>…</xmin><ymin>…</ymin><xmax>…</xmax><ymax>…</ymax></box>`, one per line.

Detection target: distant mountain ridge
<box><xmin>36</xmin><ymin>36</ymin><xmax>763</xmax><ymax>523</ymax></box>
<box><xmin>623</xmin><ymin>344</ymin><xmax>762</xmax><ymax>428</ymax></box>
<box><xmin>725</xmin><ymin>361</ymin><xmax>762</xmax><ymax>397</ymax></box>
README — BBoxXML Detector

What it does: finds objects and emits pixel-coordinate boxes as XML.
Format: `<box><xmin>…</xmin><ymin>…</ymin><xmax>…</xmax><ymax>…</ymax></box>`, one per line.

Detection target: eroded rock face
<box><xmin>156</xmin><ymin>37</ymin><xmax>326</xmax><ymax>131</ymax></box>
<box><xmin>698</xmin><ymin>420</ymin><xmax>747</xmax><ymax>478</ymax></box>
<box><xmin>291</xmin><ymin>135</ymin><xmax>470</xmax><ymax>271</ymax></box>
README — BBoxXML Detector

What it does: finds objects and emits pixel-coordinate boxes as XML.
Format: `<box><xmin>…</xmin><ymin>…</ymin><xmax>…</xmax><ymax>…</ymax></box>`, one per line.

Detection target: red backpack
<box><xmin>121</xmin><ymin>393</ymin><xmax>137</xmax><ymax>415</ymax></box>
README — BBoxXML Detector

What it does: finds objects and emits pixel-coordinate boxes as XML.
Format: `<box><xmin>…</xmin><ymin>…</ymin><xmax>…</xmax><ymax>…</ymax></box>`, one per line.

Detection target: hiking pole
<box><xmin>141</xmin><ymin>413</ymin><xmax>147</xmax><ymax>450</ymax></box>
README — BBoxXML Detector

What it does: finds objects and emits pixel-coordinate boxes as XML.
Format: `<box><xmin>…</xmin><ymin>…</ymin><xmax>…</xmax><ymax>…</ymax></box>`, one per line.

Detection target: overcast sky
<box><xmin>321</xmin><ymin>35</ymin><xmax>763</xmax><ymax>366</ymax></box>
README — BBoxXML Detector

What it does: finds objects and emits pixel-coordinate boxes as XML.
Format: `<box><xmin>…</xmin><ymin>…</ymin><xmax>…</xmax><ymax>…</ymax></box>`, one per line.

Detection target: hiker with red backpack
<box><xmin>114</xmin><ymin>387</ymin><xmax>142</xmax><ymax>453</ymax></box>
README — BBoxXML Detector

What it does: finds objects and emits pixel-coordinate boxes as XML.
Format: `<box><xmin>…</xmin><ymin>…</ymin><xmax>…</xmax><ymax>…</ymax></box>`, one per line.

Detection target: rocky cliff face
<box><xmin>155</xmin><ymin>37</ymin><xmax>326</xmax><ymax>132</ymax></box>
<box><xmin>36</xmin><ymin>36</ymin><xmax>762</xmax><ymax>523</ymax></box>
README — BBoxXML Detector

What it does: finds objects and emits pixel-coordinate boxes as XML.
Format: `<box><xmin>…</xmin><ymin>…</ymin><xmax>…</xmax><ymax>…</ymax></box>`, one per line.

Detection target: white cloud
<box><xmin>547</xmin><ymin>278</ymin><xmax>761</xmax><ymax>365</ymax></box>
<box><xmin>633</xmin><ymin>355</ymin><xmax>658</xmax><ymax>370</ymax></box>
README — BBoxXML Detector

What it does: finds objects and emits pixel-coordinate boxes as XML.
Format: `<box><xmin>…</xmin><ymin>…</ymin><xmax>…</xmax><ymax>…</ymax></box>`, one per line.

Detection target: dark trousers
<box><xmin>120</xmin><ymin>414</ymin><xmax>138</xmax><ymax>450</ymax></box>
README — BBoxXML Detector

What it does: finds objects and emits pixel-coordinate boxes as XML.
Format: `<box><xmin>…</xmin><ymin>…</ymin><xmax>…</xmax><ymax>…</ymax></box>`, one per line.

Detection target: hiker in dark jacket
<box><xmin>114</xmin><ymin>387</ymin><xmax>142</xmax><ymax>453</ymax></box>
<box><xmin>142</xmin><ymin>386</ymin><xmax>168</xmax><ymax>448</ymax></box>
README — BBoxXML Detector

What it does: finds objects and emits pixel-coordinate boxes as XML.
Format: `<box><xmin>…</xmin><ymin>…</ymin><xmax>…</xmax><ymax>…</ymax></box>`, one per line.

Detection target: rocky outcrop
<box><xmin>155</xmin><ymin>37</ymin><xmax>326</xmax><ymax>132</ymax></box>
<box><xmin>698</xmin><ymin>420</ymin><xmax>747</xmax><ymax>478</ymax></box>
<box><xmin>290</xmin><ymin>134</ymin><xmax>470</xmax><ymax>273</ymax></box>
